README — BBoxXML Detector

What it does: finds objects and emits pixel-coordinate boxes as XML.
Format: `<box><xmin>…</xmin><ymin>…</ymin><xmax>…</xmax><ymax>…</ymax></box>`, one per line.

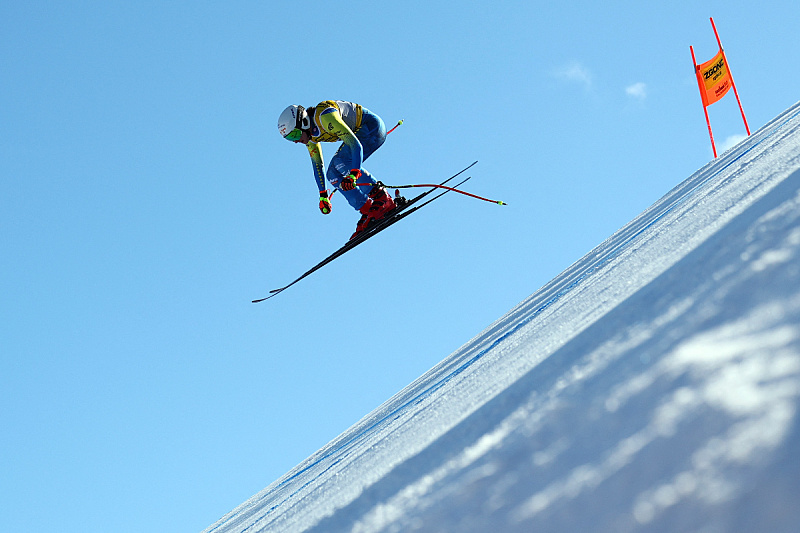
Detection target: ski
<box><xmin>252</xmin><ymin>162</ymin><xmax>477</xmax><ymax>303</ymax></box>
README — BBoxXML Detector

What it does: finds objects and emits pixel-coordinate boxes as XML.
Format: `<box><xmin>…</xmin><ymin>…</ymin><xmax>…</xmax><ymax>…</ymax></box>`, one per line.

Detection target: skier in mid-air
<box><xmin>277</xmin><ymin>100</ymin><xmax>396</xmax><ymax>239</ymax></box>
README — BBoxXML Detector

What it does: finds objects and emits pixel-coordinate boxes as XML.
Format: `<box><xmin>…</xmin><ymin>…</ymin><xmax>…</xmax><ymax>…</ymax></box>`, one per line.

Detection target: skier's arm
<box><xmin>307</xmin><ymin>141</ymin><xmax>326</xmax><ymax>191</ymax></box>
<box><xmin>318</xmin><ymin>108</ymin><xmax>364</xmax><ymax>171</ymax></box>
<box><xmin>307</xmin><ymin>141</ymin><xmax>332</xmax><ymax>214</ymax></box>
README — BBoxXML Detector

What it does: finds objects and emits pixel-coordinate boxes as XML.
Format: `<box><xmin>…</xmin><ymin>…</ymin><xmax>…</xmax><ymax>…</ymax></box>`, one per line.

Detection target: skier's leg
<box><xmin>354</xmin><ymin>109</ymin><xmax>387</xmax><ymax>197</ymax></box>
<box><xmin>327</xmin><ymin>146</ymin><xmax>372</xmax><ymax>210</ymax></box>
<box><xmin>326</xmin><ymin>108</ymin><xmax>387</xmax><ymax>211</ymax></box>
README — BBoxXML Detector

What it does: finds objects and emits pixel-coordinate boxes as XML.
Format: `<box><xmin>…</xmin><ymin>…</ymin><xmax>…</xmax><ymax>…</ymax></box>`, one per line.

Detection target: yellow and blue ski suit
<box><xmin>305</xmin><ymin>100</ymin><xmax>386</xmax><ymax>210</ymax></box>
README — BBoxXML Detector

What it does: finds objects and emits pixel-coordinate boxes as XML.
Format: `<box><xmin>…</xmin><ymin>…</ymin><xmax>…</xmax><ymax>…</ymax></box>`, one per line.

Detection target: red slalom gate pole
<box><xmin>710</xmin><ymin>17</ymin><xmax>750</xmax><ymax>135</ymax></box>
<box><xmin>691</xmin><ymin>44</ymin><xmax>718</xmax><ymax>158</ymax></box>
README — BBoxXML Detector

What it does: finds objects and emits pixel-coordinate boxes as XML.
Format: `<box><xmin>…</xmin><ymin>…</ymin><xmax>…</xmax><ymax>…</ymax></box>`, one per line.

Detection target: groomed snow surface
<box><xmin>205</xmin><ymin>101</ymin><xmax>800</xmax><ymax>533</ymax></box>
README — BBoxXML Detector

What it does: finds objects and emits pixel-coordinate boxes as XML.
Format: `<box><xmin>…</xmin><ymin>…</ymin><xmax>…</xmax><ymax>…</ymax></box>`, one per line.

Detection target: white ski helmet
<box><xmin>277</xmin><ymin>105</ymin><xmax>310</xmax><ymax>141</ymax></box>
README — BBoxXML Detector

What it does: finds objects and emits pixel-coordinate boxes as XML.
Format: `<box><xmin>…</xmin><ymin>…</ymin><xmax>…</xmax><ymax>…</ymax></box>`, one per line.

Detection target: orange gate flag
<box><xmin>690</xmin><ymin>17</ymin><xmax>750</xmax><ymax>158</ymax></box>
<box><xmin>696</xmin><ymin>49</ymin><xmax>732</xmax><ymax>106</ymax></box>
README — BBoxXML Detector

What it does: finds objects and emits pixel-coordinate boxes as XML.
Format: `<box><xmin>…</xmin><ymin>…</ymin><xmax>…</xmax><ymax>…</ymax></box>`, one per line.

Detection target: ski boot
<box><xmin>350</xmin><ymin>184</ymin><xmax>397</xmax><ymax>240</ymax></box>
<box><xmin>367</xmin><ymin>183</ymin><xmax>397</xmax><ymax>217</ymax></box>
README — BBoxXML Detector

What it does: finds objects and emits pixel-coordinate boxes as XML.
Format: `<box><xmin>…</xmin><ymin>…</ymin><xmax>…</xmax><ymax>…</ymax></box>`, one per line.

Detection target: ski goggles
<box><xmin>284</xmin><ymin>128</ymin><xmax>304</xmax><ymax>142</ymax></box>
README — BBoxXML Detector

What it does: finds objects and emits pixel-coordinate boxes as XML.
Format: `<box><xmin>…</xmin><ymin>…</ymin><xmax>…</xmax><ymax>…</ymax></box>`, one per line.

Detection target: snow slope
<box><xmin>205</xmin><ymin>101</ymin><xmax>800</xmax><ymax>533</ymax></box>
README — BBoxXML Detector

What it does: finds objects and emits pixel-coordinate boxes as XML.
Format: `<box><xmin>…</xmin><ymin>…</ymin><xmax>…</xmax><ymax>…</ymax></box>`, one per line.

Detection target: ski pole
<box><xmin>329</xmin><ymin>179</ymin><xmax>506</xmax><ymax>207</ymax></box>
<box><xmin>361</xmin><ymin>181</ymin><xmax>507</xmax><ymax>206</ymax></box>
<box><xmin>387</xmin><ymin>119</ymin><xmax>404</xmax><ymax>135</ymax></box>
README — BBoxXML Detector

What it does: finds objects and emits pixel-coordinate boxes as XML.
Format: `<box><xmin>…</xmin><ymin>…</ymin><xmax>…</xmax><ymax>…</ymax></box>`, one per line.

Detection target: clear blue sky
<box><xmin>2</xmin><ymin>2</ymin><xmax>798</xmax><ymax>531</ymax></box>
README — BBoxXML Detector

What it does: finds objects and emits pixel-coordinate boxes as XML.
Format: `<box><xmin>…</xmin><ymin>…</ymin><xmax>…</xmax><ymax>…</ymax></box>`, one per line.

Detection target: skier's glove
<box><xmin>319</xmin><ymin>190</ymin><xmax>332</xmax><ymax>215</ymax></box>
<box><xmin>340</xmin><ymin>169</ymin><xmax>362</xmax><ymax>191</ymax></box>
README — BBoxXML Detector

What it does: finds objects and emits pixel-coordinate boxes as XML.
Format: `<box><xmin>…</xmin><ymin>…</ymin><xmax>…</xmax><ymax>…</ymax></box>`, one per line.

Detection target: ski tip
<box><xmin>252</xmin><ymin>290</ymin><xmax>282</xmax><ymax>303</ymax></box>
